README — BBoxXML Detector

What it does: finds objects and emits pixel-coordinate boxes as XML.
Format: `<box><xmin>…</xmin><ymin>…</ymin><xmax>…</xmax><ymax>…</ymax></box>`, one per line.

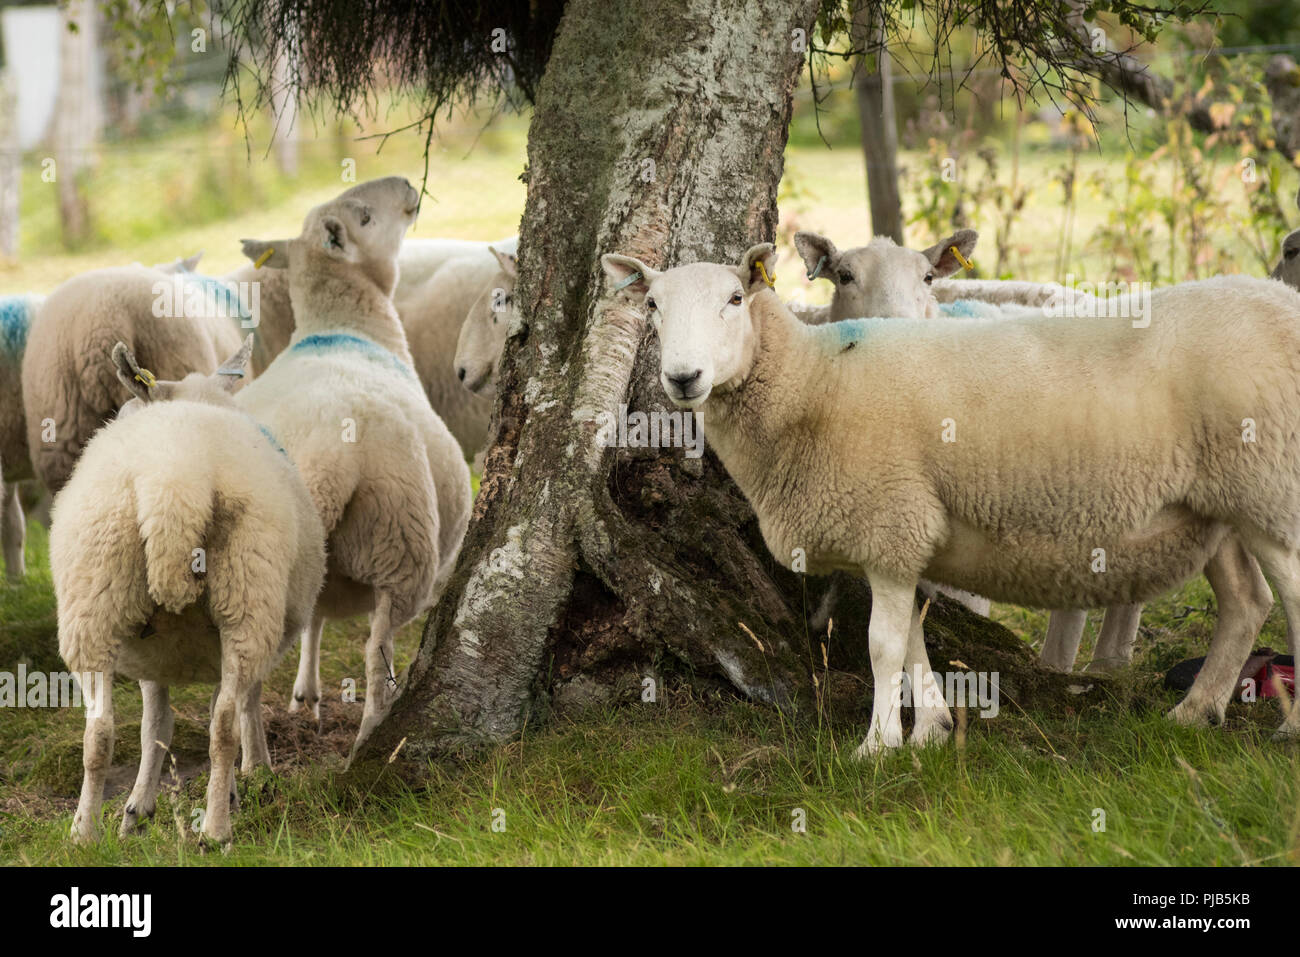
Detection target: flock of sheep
<box><xmin>5</xmin><ymin>171</ymin><xmax>1300</xmax><ymax>845</ymax></box>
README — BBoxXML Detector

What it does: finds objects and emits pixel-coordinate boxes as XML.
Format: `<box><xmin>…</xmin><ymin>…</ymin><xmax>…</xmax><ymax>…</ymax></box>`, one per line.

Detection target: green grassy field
<box><xmin>2</xmin><ymin>516</ymin><xmax>1298</xmax><ymax>866</ymax></box>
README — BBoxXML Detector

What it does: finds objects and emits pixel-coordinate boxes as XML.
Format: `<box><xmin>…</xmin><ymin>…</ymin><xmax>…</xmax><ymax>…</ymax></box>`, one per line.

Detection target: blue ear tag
<box><xmin>807</xmin><ymin>255</ymin><xmax>826</xmax><ymax>281</ymax></box>
<box><xmin>612</xmin><ymin>270</ymin><xmax>643</xmax><ymax>292</ymax></box>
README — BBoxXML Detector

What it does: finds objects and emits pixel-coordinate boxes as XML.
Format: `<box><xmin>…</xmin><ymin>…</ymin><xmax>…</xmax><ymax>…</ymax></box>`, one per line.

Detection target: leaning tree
<box><xmin>185</xmin><ymin>0</ymin><xmax>1216</xmax><ymax>770</ymax></box>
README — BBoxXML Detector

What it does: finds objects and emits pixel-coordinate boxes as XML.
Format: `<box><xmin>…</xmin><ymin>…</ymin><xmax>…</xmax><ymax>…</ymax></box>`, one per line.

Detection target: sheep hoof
<box><xmin>120</xmin><ymin>803</ymin><xmax>154</xmax><ymax>836</ymax></box>
<box><xmin>199</xmin><ymin>827</ymin><xmax>233</xmax><ymax>852</ymax></box>
<box><xmin>911</xmin><ymin>720</ymin><xmax>952</xmax><ymax>748</ymax></box>
<box><xmin>1271</xmin><ymin>724</ymin><xmax>1300</xmax><ymax>743</ymax></box>
<box><xmin>1168</xmin><ymin>699</ymin><xmax>1219</xmax><ymax>728</ymax></box>
<box><xmin>70</xmin><ymin>816</ymin><xmax>100</xmax><ymax>845</ymax></box>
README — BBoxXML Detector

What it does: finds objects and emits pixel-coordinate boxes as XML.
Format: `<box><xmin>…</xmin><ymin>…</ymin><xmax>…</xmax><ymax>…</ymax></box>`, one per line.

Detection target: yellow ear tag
<box><xmin>755</xmin><ymin>259</ymin><xmax>776</xmax><ymax>289</ymax></box>
<box><xmin>134</xmin><ymin>368</ymin><xmax>157</xmax><ymax>389</ymax></box>
<box><xmin>253</xmin><ymin>247</ymin><xmax>275</xmax><ymax>270</ymax></box>
<box><xmin>950</xmin><ymin>245</ymin><xmax>975</xmax><ymax>271</ymax></box>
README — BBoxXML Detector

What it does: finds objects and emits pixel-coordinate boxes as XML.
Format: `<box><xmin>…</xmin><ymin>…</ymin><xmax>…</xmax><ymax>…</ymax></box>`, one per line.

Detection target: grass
<box><xmin>2</xmin><ymin>515</ymin><xmax>1299</xmax><ymax>866</ymax></box>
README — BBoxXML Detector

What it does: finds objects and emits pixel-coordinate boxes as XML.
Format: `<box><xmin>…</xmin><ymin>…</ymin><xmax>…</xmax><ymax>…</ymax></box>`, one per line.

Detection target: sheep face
<box><xmin>1272</xmin><ymin>228</ymin><xmax>1300</xmax><ymax>290</ymax></box>
<box><xmin>454</xmin><ymin>246</ymin><xmax>518</xmax><ymax>395</ymax></box>
<box><xmin>112</xmin><ymin>335</ymin><xmax>254</xmax><ymax>419</ymax></box>
<box><xmin>794</xmin><ymin>229</ymin><xmax>978</xmax><ymax>321</ymax></box>
<box><xmin>601</xmin><ymin>244</ymin><xmax>775</xmax><ymax>409</ymax></box>
<box><xmin>240</xmin><ymin>176</ymin><xmax>421</xmax><ymax>296</ymax></box>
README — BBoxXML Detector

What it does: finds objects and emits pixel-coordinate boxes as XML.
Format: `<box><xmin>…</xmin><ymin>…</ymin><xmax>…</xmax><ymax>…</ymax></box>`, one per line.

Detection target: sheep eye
<box><xmin>358</xmin><ymin>208</ymin><xmax>371</xmax><ymax>226</ymax></box>
<box><xmin>924</xmin><ymin>272</ymin><xmax>934</xmax><ymax>285</ymax></box>
<box><xmin>646</xmin><ymin>297</ymin><xmax>657</xmax><ymax>311</ymax></box>
<box><xmin>1287</xmin><ymin>247</ymin><xmax>1299</xmax><ymax>261</ymax></box>
<box><xmin>729</xmin><ymin>292</ymin><xmax>743</xmax><ymax>306</ymax></box>
<box><xmin>838</xmin><ymin>271</ymin><xmax>853</xmax><ymax>285</ymax></box>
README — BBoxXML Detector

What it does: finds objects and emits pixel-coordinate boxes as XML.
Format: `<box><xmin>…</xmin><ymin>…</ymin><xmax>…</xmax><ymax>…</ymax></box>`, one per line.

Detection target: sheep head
<box><xmin>1270</xmin><ymin>187</ymin><xmax>1300</xmax><ymax>291</ymax></box>
<box><xmin>794</xmin><ymin>228</ymin><xmax>978</xmax><ymax>321</ymax></box>
<box><xmin>240</xmin><ymin>176</ymin><xmax>421</xmax><ymax>299</ymax></box>
<box><xmin>601</xmin><ymin>243</ymin><xmax>775</xmax><ymax>409</ymax></box>
<box><xmin>454</xmin><ymin>245</ymin><xmax>519</xmax><ymax>396</ymax></box>
<box><xmin>112</xmin><ymin>335</ymin><xmax>254</xmax><ymax>418</ymax></box>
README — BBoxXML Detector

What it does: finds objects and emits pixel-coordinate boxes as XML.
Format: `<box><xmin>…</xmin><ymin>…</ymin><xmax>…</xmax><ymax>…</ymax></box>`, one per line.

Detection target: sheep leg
<box><xmin>1040</xmin><ymin>610</ymin><xmax>1087</xmax><ymax>672</ymax></box>
<box><xmin>351</xmin><ymin>593</ymin><xmax>395</xmax><ymax>765</ymax></box>
<box><xmin>906</xmin><ymin>601</ymin><xmax>953</xmax><ymax>747</ymax></box>
<box><xmin>204</xmin><ymin>654</ymin><xmax>255</xmax><ymax>846</ymax></box>
<box><xmin>289</xmin><ymin>608</ymin><xmax>326</xmax><ymax>729</ymax></box>
<box><xmin>239</xmin><ymin>680</ymin><xmax>271</xmax><ymax>773</ymax></box>
<box><xmin>1086</xmin><ymin>603</ymin><xmax>1143</xmax><ymax>673</ymax></box>
<box><xmin>71</xmin><ymin>671</ymin><xmax>115</xmax><ymax>844</ymax></box>
<box><xmin>854</xmin><ymin>573</ymin><xmax>916</xmax><ymax>757</ymax></box>
<box><xmin>1170</xmin><ymin>537</ymin><xmax>1272</xmax><ymax>729</ymax></box>
<box><xmin>1</xmin><ymin>480</ymin><xmax>24</xmax><ymax>581</ymax></box>
<box><xmin>209</xmin><ymin>684</ymin><xmax>239</xmax><ymax>812</ymax></box>
<box><xmin>121</xmin><ymin>681</ymin><xmax>173</xmax><ymax>836</ymax></box>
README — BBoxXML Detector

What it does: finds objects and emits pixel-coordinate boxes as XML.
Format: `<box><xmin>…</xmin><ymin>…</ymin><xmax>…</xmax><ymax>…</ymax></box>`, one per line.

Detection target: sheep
<box><xmin>1271</xmin><ymin>187</ymin><xmax>1300</xmax><ymax>289</ymax></box>
<box><xmin>451</xmin><ymin>244</ymin><xmax>518</xmax><ymax>401</ymax></box>
<box><xmin>396</xmin><ymin>235</ymin><xmax>519</xmax><ymax>293</ymax></box>
<box><xmin>0</xmin><ymin>293</ymin><xmax>43</xmax><ymax>580</ymax></box>
<box><xmin>793</xmin><ymin>228</ymin><xmax>1152</xmax><ymax>670</ymax></box>
<box><xmin>52</xmin><ymin>335</ymin><xmax>326</xmax><ymax>845</ymax></box>
<box><xmin>398</xmin><ymin>238</ymin><xmax>519</xmax><ymax>459</ymax></box>
<box><xmin>236</xmin><ymin>176</ymin><xmax>472</xmax><ymax>758</ymax></box>
<box><xmin>22</xmin><ymin>265</ymin><xmax>248</xmax><ymax>495</ymax></box>
<box><xmin>602</xmin><ymin>244</ymin><xmax>1300</xmax><ymax>754</ymax></box>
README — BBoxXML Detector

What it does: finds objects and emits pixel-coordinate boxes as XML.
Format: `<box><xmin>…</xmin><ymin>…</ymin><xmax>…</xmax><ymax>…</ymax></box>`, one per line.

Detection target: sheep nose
<box><xmin>666</xmin><ymin>369</ymin><xmax>702</xmax><ymax>391</ymax></box>
<box><xmin>457</xmin><ymin>366</ymin><xmax>467</xmax><ymax>381</ymax></box>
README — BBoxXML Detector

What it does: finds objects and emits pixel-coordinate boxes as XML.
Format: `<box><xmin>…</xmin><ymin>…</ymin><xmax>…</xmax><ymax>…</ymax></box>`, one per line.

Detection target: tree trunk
<box><xmin>356</xmin><ymin>0</ymin><xmax>1051</xmax><ymax>770</ymax></box>
<box><xmin>852</xmin><ymin>6</ymin><xmax>903</xmax><ymax>244</ymax></box>
<box><xmin>270</xmin><ymin>41</ymin><xmax>299</xmax><ymax>176</ymax></box>
<box><xmin>0</xmin><ymin>68</ymin><xmax>18</xmax><ymax>260</ymax></box>
<box><xmin>52</xmin><ymin>0</ymin><xmax>99</xmax><ymax>248</ymax></box>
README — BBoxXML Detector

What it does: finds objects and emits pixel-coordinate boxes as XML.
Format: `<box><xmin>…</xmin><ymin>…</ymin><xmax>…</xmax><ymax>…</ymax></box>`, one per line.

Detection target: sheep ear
<box><xmin>179</xmin><ymin>251</ymin><xmax>203</xmax><ymax>273</ymax></box>
<box><xmin>738</xmin><ymin>243</ymin><xmax>778</xmax><ymax>293</ymax></box>
<box><xmin>111</xmin><ymin>342</ymin><xmax>157</xmax><ymax>404</ymax></box>
<box><xmin>315</xmin><ymin>215</ymin><xmax>357</xmax><ymax>262</ymax></box>
<box><xmin>240</xmin><ymin>239</ymin><xmax>290</xmax><ymax>270</ymax></box>
<box><xmin>793</xmin><ymin>231</ymin><xmax>837</xmax><ymax>281</ymax></box>
<box><xmin>601</xmin><ymin>254</ymin><xmax>659</xmax><ymax>301</ymax></box>
<box><xmin>490</xmin><ymin>246</ymin><xmax>518</xmax><ymax>279</ymax></box>
<box><xmin>923</xmin><ymin>228</ymin><xmax>979</xmax><ymax>277</ymax></box>
<box><xmin>214</xmin><ymin>335</ymin><xmax>255</xmax><ymax>391</ymax></box>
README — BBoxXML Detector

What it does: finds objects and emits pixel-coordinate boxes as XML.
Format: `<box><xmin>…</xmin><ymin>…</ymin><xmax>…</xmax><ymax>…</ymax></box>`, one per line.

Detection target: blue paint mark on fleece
<box><xmin>189</xmin><ymin>274</ymin><xmax>253</xmax><ymax>325</ymax></box>
<box><xmin>939</xmin><ymin>299</ymin><xmax>981</xmax><ymax>318</ymax></box>
<box><xmin>257</xmin><ymin>424</ymin><xmax>288</xmax><ymax>458</ymax></box>
<box><xmin>290</xmin><ymin>333</ymin><xmax>418</xmax><ymax>381</ymax></box>
<box><xmin>0</xmin><ymin>297</ymin><xmax>31</xmax><ymax>358</ymax></box>
<box><xmin>815</xmin><ymin>317</ymin><xmax>874</xmax><ymax>351</ymax></box>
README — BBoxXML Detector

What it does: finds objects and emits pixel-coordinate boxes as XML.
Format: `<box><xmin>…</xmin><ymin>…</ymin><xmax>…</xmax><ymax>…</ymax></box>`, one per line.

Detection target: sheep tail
<box><xmin>134</xmin><ymin>467</ymin><xmax>213</xmax><ymax>613</ymax></box>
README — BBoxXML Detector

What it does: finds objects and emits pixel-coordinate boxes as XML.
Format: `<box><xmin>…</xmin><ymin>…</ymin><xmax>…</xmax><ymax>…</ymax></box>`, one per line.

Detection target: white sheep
<box><xmin>1271</xmin><ymin>187</ymin><xmax>1300</xmax><ymax>289</ymax></box>
<box><xmin>793</xmin><ymin>228</ymin><xmax>1151</xmax><ymax>672</ymax></box>
<box><xmin>52</xmin><ymin>335</ymin><xmax>326</xmax><ymax>845</ymax></box>
<box><xmin>398</xmin><ymin>237</ymin><xmax>518</xmax><ymax>459</ymax></box>
<box><xmin>0</xmin><ymin>293</ymin><xmax>43</xmax><ymax>580</ymax></box>
<box><xmin>603</xmin><ymin>244</ymin><xmax>1300</xmax><ymax>754</ymax></box>
<box><xmin>237</xmin><ymin>176</ymin><xmax>472</xmax><ymax>759</ymax></box>
<box><xmin>451</xmin><ymin>244</ymin><xmax>518</xmax><ymax>400</ymax></box>
<box><xmin>22</xmin><ymin>265</ymin><xmax>248</xmax><ymax>494</ymax></box>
